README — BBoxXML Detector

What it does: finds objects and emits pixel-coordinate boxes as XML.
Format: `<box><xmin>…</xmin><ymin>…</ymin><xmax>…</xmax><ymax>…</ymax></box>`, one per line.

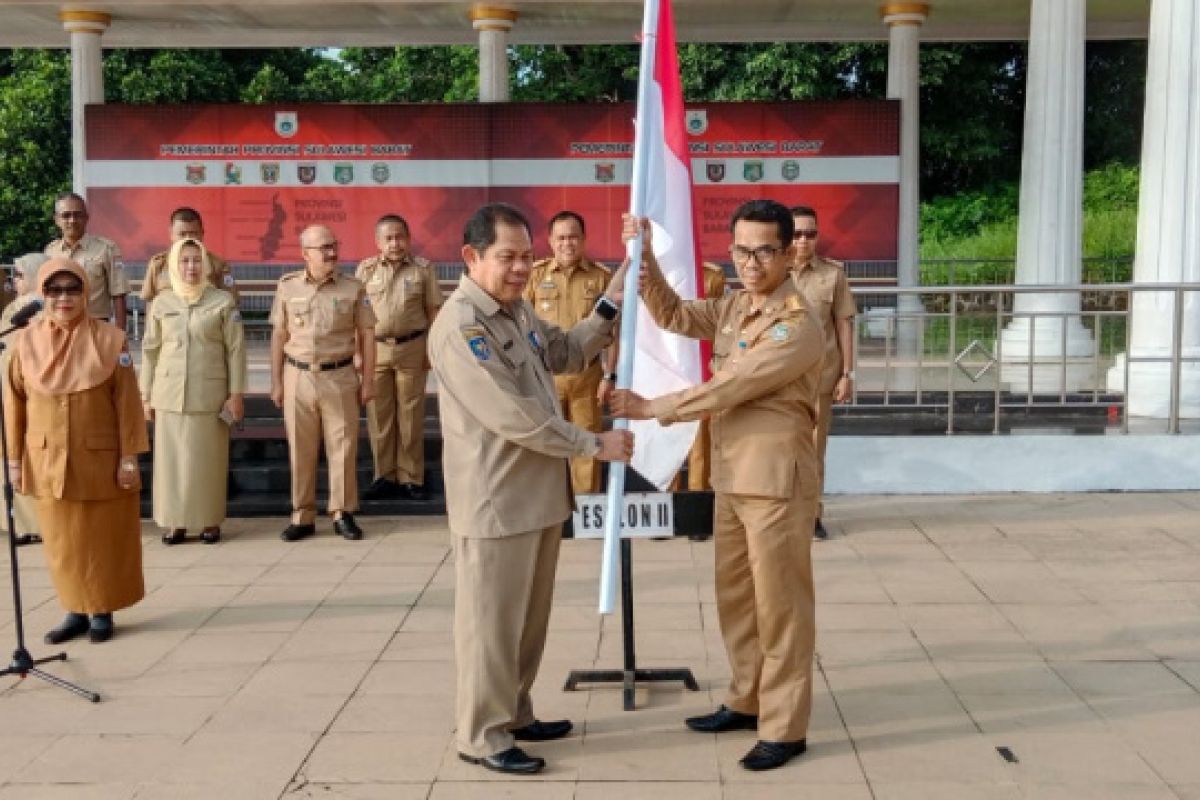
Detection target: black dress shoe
<box><xmin>280</xmin><ymin>523</ymin><xmax>316</xmax><ymax>542</ymax></box>
<box><xmin>814</xmin><ymin>518</ymin><xmax>828</xmax><ymax>540</ymax></box>
<box><xmin>162</xmin><ymin>528</ymin><xmax>186</xmax><ymax>546</ymax></box>
<box><xmin>44</xmin><ymin>612</ymin><xmax>89</xmax><ymax>645</ymax></box>
<box><xmin>458</xmin><ymin>746</ymin><xmax>545</xmax><ymax>775</ymax></box>
<box><xmin>363</xmin><ymin>477</ymin><xmax>399</xmax><ymax>501</ymax></box>
<box><xmin>88</xmin><ymin>613</ymin><xmax>114</xmax><ymax>643</ymax></box>
<box><xmin>399</xmin><ymin>482</ymin><xmax>428</xmax><ymax>502</ymax></box>
<box><xmin>740</xmin><ymin>739</ymin><xmax>807</xmax><ymax>771</ymax></box>
<box><xmin>333</xmin><ymin>514</ymin><xmax>363</xmax><ymax>540</ymax></box>
<box><xmin>685</xmin><ymin>705</ymin><xmax>758</xmax><ymax>733</ymax></box>
<box><xmin>512</xmin><ymin>719</ymin><xmax>573</xmax><ymax>741</ymax></box>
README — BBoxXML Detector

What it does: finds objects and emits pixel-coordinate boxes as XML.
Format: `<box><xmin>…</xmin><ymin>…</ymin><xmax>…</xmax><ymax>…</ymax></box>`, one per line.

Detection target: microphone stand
<box><xmin>0</xmin><ymin>319</ymin><xmax>100</xmax><ymax>702</ymax></box>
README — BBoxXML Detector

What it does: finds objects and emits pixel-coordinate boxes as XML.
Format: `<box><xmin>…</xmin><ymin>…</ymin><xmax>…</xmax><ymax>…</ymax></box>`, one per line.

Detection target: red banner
<box><xmin>85</xmin><ymin>102</ymin><xmax>898</xmax><ymax>266</ymax></box>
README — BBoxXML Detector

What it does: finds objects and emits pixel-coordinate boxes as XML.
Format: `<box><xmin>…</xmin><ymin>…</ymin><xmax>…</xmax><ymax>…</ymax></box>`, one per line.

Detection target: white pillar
<box><xmin>60</xmin><ymin>8</ymin><xmax>109</xmax><ymax>196</ymax></box>
<box><xmin>470</xmin><ymin>4</ymin><xmax>517</xmax><ymax>103</ymax></box>
<box><xmin>881</xmin><ymin>3</ymin><xmax>928</xmax><ymax>388</ymax></box>
<box><xmin>999</xmin><ymin>0</ymin><xmax>1094</xmax><ymax>394</ymax></box>
<box><xmin>1108</xmin><ymin>0</ymin><xmax>1200</xmax><ymax>419</ymax></box>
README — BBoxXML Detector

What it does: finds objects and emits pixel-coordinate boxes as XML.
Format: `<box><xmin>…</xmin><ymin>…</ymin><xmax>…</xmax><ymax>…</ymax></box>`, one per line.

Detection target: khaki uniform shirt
<box><xmin>429</xmin><ymin>275</ymin><xmax>615</xmax><ymax>539</ymax></box>
<box><xmin>139</xmin><ymin>287</ymin><xmax>248</xmax><ymax>415</ymax></box>
<box><xmin>354</xmin><ymin>254</ymin><xmax>442</xmax><ymax>337</ymax></box>
<box><xmin>44</xmin><ymin>234</ymin><xmax>131</xmax><ymax>319</ymax></box>
<box><xmin>642</xmin><ymin>267</ymin><xmax>824</xmax><ymax>500</ymax></box>
<box><xmin>140</xmin><ymin>250</ymin><xmax>239</xmax><ymax>304</ymax></box>
<box><xmin>702</xmin><ymin>262</ymin><xmax>727</xmax><ymax>299</ymax></box>
<box><xmin>269</xmin><ymin>270</ymin><xmax>376</xmax><ymax>363</ymax></box>
<box><xmin>792</xmin><ymin>255</ymin><xmax>856</xmax><ymax>395</ymax></box>
<box><xmin>6</xmin><ymin>344</ymin><xmax>149</xmax><ymax>501</ymax></box>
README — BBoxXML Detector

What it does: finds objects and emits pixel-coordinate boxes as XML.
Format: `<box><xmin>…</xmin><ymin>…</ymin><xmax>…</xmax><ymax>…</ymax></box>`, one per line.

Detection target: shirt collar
<box><xmin>304</xmin><ymin>268</ymin><xmax>339</xmax><ymax>287</ymax></box>
<box><xmin>459</xmin><ymin>274</ymin><xmax>503</xmax><ymax>318</ymax></box>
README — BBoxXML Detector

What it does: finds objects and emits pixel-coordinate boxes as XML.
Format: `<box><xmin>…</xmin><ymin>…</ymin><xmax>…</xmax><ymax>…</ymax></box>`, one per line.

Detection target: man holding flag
<box><xmin>612</xmin><ymin>200</ymin><xmax>824</xmax><ymax>771</ymax></box>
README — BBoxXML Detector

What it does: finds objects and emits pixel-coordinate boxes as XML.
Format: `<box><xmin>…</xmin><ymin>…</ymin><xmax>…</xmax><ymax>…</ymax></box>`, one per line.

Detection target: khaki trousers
<box><xmin>814</xmin><ymin>392</ymin><xmax>833</xmax><ymax>518</ymax></box>
<box><xmin>554</xmin><ymin>363</ymin><xmax>603</xmax><ymax>493</ymax></box>
<box><xmin>283</xmin><ymin>363</ymin><xmax>360</xmax><ymax>525</ymax></box>
<box><xmin>454</xmin><ymin>525</ymin><xmax>561</xmax><ymax>757</ymax></box>
<box><xmin>714</xmin><ymin>475</ymin><xmax>817</xmax><ymax>742</ymax></box>
<box><xmin>367</xmin><ymin>338</ymin><xmax>427</xmax><ymax>485</ymax></box>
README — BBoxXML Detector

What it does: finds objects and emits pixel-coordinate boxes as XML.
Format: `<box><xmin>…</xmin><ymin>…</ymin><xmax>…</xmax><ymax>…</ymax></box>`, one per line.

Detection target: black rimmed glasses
<box><xmin>729</xmin><ymin>245</ymin><xmax>784</xmax><ymax>266</ymax></box>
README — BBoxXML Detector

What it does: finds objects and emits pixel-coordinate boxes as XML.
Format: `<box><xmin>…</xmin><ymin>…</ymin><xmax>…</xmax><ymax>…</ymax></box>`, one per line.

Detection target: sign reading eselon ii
<box><xmin>84</xmin><ymin>102</ymin><xmax>899</xmax><ymax>266</ymax></box>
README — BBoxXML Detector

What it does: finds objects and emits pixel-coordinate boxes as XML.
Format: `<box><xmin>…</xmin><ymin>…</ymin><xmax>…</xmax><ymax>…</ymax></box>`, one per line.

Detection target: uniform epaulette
<box><xmin>279</xmin><ymin>270</ymin><xmax>304</xmax><ymax>282</ymax></box>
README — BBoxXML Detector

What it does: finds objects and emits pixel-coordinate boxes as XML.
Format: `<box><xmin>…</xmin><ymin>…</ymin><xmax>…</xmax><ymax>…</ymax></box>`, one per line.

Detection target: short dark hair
<box><xmin>548</xmin><ymin>210</ymin><xmax>586</xmax><ymax>236</ymax></box>
<box><xmin>730</xmin><ymin>199</ymin><xmax>794</xmax><ymax>246</ymax></box>
<box><xmin>170</xmin><ymin>206</ymin><xmax>203</xmax><ymax>225</ymax></box>
<box><xmin>463</xmin><ymin>203</ymin><xmax>532</xmax><ymax>252</ymax></box>
<box><xmin>789</xmin><ymin>205</ymin><xmax>818</xmax><ymax>224</ymax></box>
<box><xmin>52</xmin><ymin>191</ymin><xmax>86</xmax><ymax>213</ymax></box>
<box><xmin>376</xmin><ymin>214</ymin><xmax>410</xmax><ymax>235</ymax></box>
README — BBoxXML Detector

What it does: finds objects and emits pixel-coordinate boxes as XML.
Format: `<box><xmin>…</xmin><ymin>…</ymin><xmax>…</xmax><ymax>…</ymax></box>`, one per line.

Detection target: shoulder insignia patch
<box><xmin>528</xmin><ymin>329</ymin><xmax>543</xmax><ymax>353</ymax></box>
<box><xmin>462</xmin><ymin>327</ymin><xmax>490</xmax><ymax>361</ymax></box>
<box><xmin>223</xmin><ymin>274</ymin><xmax>235</xmax><ymax>287</ymax></box>
<box><xmin>118</xmin><ymin>352</ymin><xmax>132</xmax><ymax>368</ymax></box>
<box><xmin>770</xmin><ymin>323</ymin><xmax>793</xmax><ymax>343</ymax></box>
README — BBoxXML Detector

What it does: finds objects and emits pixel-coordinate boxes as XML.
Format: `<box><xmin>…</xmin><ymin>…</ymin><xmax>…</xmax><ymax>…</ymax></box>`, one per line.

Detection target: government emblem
<box><xmin>706</xmin><ymin>161</ymin><xmax>726</xmax><ymax>183</ymax></box>
<box><xmin>224</xmin><ymin>162</ymin><xmax>242</xmax><ymax>185</ymax></box>
<box><xmin>274</xmin><ymin>111</ymin><xmax>299</xmax><ymax>139</ymax></box>
<box><xmin>781</xmin><ymin>160</ymin><xmax>801</xmax><ymax>182</ymax></box>
<box><xmin>685</xmin><ymin>109</ymin><xmax>708</xmax><ymax>136</ymax></box>
<box><xmin>334</xmin><ymin>163</ymin><xmax>354</xmax><ymax>185</ymax></box>
<box><xmin>371</xmin><ymin>162</ymin><xmax>390</xmax><ymax>184</ymax></box>
<box><xmin>261</xmin><ymin>162</ymin><xmax>280</xmax><ymax>185</ymax></box>
<box><xmin>297</xmin><ymin>163</ymin><xmax>317</xmax><ymax>185</ymax></box>
<box><xmin>595</xmin><ymin>162</ymin><xmax>615</xmax><ymax>184</ymax></box>
<box><xmin>185</xmin><ymin>164</ymin><xmax>206</xmax><ymax>185</ymax></box>
<box><xmin>743</xmin><ymin>160</ymin><xmax>764</xmax><ymax>183</ymax></box>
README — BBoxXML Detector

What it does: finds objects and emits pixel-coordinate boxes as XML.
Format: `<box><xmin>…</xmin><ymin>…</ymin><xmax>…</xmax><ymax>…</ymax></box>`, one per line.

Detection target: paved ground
<box><xmin>2</xmin><ymin>493</ymin><xmax>1200</xmax><ymax>799</ymax></box>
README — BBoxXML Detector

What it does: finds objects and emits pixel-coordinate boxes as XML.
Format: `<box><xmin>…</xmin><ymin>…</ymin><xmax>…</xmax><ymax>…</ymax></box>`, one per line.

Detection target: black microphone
<box><xmin>8</xmin><ymin>298</ymin><xmax>44</xmax><ymax>329</ymax></box>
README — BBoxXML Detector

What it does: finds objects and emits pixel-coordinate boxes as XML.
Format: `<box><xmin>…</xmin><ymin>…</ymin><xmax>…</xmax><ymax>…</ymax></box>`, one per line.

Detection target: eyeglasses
<box><xmin>56</xmin><ymin>211</ymin><xmax>87</xmax><ymax>220</ymax></box>
<box><xmin>792</xmin><ymin>230</ymin><xmax>819</xmax><ymax>240</ymax></box>
<box><xmin>304</xmin><ymin>242</ymin><xmax>339</xmax><ymax>254</ymax></box>
<box><xmin>729</xmin><ymin>245</ymin><xmax>784</xmax><ymax>266</ymax></box>
<box><xmin>44</xmin><ymin>284</ymin><xmax>83</xmax><ymax>298</ymax></box>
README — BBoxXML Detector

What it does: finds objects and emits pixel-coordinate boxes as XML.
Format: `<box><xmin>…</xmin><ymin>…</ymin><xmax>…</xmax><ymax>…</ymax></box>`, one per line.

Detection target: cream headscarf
<box><xmin>16</xmin><ymin>258</ymin><xmax>125</xmax><ymax>396</ymax></box>
<box><xmin>167</xmin><ymin>237</ymin><xmax>209</xmax><ymax>306</ymax></box>
<box><xmin>13</xmin><ymin>253</ymin><xmax>47</xmax><ymax>293</ymax></box>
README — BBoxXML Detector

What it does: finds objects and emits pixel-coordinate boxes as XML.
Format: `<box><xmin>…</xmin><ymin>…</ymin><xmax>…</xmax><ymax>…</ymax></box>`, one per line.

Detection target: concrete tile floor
<box><xmin>1</xmin><ymin>493</ymin><xmax>1198</xmax><ymax>799</ymax></box>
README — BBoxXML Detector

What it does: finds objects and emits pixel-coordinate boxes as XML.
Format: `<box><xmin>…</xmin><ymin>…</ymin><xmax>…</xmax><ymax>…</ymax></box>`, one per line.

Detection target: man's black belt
<box><xmin>376</xmin><ymin>329</ymin><xmax>426</xmax><ymax>345</ymax></box>
<box><xmin>286</xmin><ymin>355</ymin><xmax>354</xmax><ymax>372</ymax></box>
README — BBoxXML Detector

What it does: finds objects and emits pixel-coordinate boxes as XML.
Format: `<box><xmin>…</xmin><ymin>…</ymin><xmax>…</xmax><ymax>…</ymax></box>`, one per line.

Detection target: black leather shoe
<box><xmin>333</xmin><ymin>514</ymin><xmax>363</xmax><ymax>540</ymax></box>
<box><xmin>740</xmin><ymin>739</ymin><xmax>807</xmax><ymax>771</ymax></box>
<box><xmin>458</xmin><ymin>746</ymin><xmax>545</xmax><ymax>775</ymax></box>
<box><xmin>363</xmin><ymin>477</ymin><xmax>399</xmax><ymax>501</ymax></box>
<box><xmin>399</xmin><ymin>482</ymin><xmax>428</xmax><ymax>502</ymax></box>
<box><xmin>685</xmin><ymin>705</ymin><xmax>758</xmax><ymax>733</ymax></box>
<box><xmin>280</xmin><ymin>523</ymin><xmax>316</xmax><ymax>542</ymax></box>
<box><xmin>44</xmin><ymin>613</ymin><xmax>89</xmax><ymax>645</ymax></box>
<box><xmin>512</xmin><ymin>719</ymin><xmax>573</xmax><ymax>741</ymax></box>
<box><xmin>814</xmin><ymin>518</ymin><xmax>828</xmax><ymax>540</ymax></box>
<box><xmin>88</xmin><ymin>613</ymin><xmax>114</xmax><ymax>644</ymax></box>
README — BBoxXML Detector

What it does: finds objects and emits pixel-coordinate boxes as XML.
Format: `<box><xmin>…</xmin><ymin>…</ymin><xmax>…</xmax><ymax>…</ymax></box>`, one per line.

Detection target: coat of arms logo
<box><xmin>274</xmin><ymin>111</ymin><xmax>299</xmax><ymax>138</ymax></box>
<box><xmin>297</xmin><ymin>163</ymin><xmax>317</xmax><ymax>185</ymax></box>
<box><xmin>371</xmin><ymin>162</ymin><xmax>390</xmax><ymax>184</ymax></box>
<box><xmin>334</xmin><ymin>163</ymin><xmax>354</xmax><ymax>185</ymax></box>
<box><xmin>743</xmin><ymin>160</ymin><xmax>764</xmax><ymax>183</ymax></box>
<box><xmin>685</xmin><ymin>109</ymin><xmax>708</xmax><ymax>136</ymax></box>
<box><xmin>595</xmin><ymin>162</ymin><xmax>615</xmax><ymax>184</ymax></box>
<box><xmin>185</xmin><ymin>164</ymin><xmax>206</xmax><ymax>185</ymax></box>
<box><xmin>261</xmin><ymin>162</ymin><xmax>280</xmax><ymax>185</ymax></box>
<box><xmin>706</xmin><ymin>161</ymin><xmax>726</xmax><ymax>183</ymax></box>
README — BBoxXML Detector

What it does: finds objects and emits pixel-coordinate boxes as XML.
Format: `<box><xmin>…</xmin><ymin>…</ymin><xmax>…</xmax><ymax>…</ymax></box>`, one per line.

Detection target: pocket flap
<box><xmin>25</xmin><ymin>431</ymin><xmax>47</xmax><ymax>449</ymax></box>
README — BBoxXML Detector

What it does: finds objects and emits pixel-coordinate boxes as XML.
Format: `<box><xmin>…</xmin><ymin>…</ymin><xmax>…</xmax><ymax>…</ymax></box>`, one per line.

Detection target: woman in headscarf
<box><xmin>4</xmin><ymin>257</ymin><xmax>148</xmax><ymax>644</ymax></box>
<box><xmin>1</xmin><ymin>253</ymin><xmax>47</xmax><ymax>545</ymax></box>
<box><xmin>140</xmin><ymin>237</ymin><xmax>246</xmax><ymax>545</ymax></box>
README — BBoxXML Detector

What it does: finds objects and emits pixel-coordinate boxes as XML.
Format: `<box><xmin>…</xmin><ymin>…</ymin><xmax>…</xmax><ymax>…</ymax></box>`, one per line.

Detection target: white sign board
<box><xmin>571</xmin><ymin>493</ymin><xmax>674</xmax><ymax>539</ymax></box>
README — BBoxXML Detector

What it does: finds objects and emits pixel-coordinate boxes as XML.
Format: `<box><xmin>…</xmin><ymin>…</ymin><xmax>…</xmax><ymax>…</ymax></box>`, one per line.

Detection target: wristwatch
<box><xmin>593</xmin><ymin>295</ymin><xmax>619</xmax><ymax>321</ymax></box>
<box><xmin>602</xmin><ymin>372</ymin><xmax>618</xmax><ymax>383</ymax></box>
<box><xmin>842</xmin><ymin>370</ymin><xmax>856</xmax><ymax>381</ymax></box>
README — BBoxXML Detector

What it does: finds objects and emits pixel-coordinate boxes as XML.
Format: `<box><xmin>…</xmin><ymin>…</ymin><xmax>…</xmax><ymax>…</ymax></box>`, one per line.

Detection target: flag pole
<box><xmin>600</xmin><ymin>0</ymin><xmax>662</xmax><ymax>615</ymax></box>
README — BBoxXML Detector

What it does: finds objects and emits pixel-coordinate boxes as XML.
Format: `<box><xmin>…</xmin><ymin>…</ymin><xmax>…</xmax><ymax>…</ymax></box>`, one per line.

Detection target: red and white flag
<box><xmin>628</xmin><ymin>0</ymin><xmax>707</xmax><ymax>490</ymax></box>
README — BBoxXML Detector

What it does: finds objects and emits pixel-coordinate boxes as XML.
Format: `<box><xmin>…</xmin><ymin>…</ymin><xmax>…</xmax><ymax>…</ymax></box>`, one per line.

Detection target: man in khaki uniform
<box><xmin>429</xmin><ymin>203</ymin><xmax>633</xmax><ymax>777</ymax></box>
<box><xmin>140</xmin><ymin>207</ymin><xmax>238</xmax><ymax>306</ymax></box>
<box><xmin>524</xmin><ymin>211</ymin><xmax>611</xmax><ymax>493</ymax></box>
<box><xmin>269</xmin><ymin>225</ymin><xmax>376</xmax><ymax>542</ymax></box>
<box><xmin>790</xmin><ymin>206</ymin><xmax>856</xmax><ymax>540</ymax></box>
<box><xmin>613</xmin><ymin>200</ymin><xmax>823</xmax><ymax>772</ymax></box>
<box><xmin>44</xmin><ymin>192</ymin><xmax>130</xmax><ymax>329</ymax></box>
<box><xmin>671</xmin><ymin>261</ymin><xmax>727</xmax><ymax>493</ymax></box>
<box><xmin>357</xmin><ymin>214</ymin><xmax>442</xmax><ymax>502</ymax></box>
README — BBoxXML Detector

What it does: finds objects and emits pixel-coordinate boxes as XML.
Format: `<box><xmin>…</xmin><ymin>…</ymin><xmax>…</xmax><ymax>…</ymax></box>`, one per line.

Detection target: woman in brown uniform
<box><xmin>5</xmin><ymin>258</ymin><xmax>148</xmax><ymax>644</ymax></box>
<box><xmin>140</xmin><ymin>238</ymin><xmax>246</xmax><ymax>545</ymax></box>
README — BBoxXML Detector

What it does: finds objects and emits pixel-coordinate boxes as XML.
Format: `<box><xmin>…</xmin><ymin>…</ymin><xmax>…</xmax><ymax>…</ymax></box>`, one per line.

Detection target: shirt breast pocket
<box><xmin>287</xmin><ymin>299</ymin><xmax>313</xmax><ymax>330</ymax></box>
<box><xmin>534</xmin><ymin>285</ymin><xmax>559</xmax><ymax>315</ymax></box>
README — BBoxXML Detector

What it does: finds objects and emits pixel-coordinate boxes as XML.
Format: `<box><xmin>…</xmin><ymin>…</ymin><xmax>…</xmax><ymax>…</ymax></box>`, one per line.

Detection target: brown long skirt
<box><xmin>35</xmin><ymin>494</ymin><xmax>144</xmax><ymax>614</ymax></box>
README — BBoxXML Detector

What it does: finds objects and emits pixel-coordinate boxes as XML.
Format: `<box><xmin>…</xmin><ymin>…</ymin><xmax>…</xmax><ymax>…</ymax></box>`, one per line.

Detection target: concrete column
<box><xmin>60</xmin><ymin>8</ymin><xmax>110</xmax><ymax>196</ymax></box>
<box><xmin>999</xmin><ymin>0</ymin><xmax>1094</xmax><ymax>394</ymax></box>
<box><xmin>469</xmin><ymin>4</ymin><xmax>517</xmax><ymax>102</ymax></box>
<box><xmin>1107</xmin><ymin>0</ymin><xmax>1200</xmax><ymax>419</ymax></box>
<box><xmin>881</xmin><ymin>3</ymin><xmax>928</xmax><ymax>387</ymax></box>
